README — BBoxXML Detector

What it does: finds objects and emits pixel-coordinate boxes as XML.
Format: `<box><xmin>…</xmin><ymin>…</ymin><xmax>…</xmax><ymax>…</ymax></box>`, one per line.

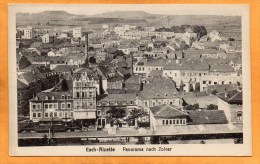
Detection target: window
<box><xmin>67</xmin><ymin>103</ymin><xmax>71</xmax><ymax>109</ymax></box>
<box><xmin>203</xmin><ymin>81</ymin><xmax>206</xmax><ymax>84</ymax></box>
<box><xmin>64</xmin><ymin>112</ymin><xmax>68</xmax><ymax>118</ymax></box>
<box><xmin>61</xmin><ymin>103</ymin><xmax>65</xmax><ymax>109</ymax></box>
<box><xmin>54</xmin><ymin>104</ymin><xmax>57</xmax><ymax>109</ymax></box>
<box><xmin>44</xmin><ymin>113</ymin><xmax>48</xmax><ymax>118</ymax></box>
<box><xmin>182</xmin><ymin>119</ymin><xmax>186</xmax><ymax>125</ymax></box>
<box><xmin>176</xmin><ymin>119</ymin><xmax>179</xmax><ymax>124</ymax></box>
<box><xmin>214</xmin><ymin>82</ymin><xmax>217</xmax><ymax>84</ymax></box>
<box><xmin>90</xmin><ymin>103</ymin><xmax>93</xmax><ymax>107</ymax></box>
<box><xmin>49</xmin><ymin>104</ymin><xmax>53</xmax><ymax>108</ymax></box>
<box><xmin>199</xmin><ymin>73</ymin><xmax>201</xmax><ymax>76</ymax></box>
<box><xmin>67</xmin><ymin>95</ymin><xmax>70</xmax><ymax>99</ymax></box>
<box><xmin>237</xmin><ymin>111</ymin><xmax>242</xmax><ymax>121</ymax></box>
<box><xmin>44</xmin><ymin>104</ymin><xmax>48</xmax><ymax>109</ymax></box>
<box><xmin>37</xmin><ymin>113</ymin><xmax>41</xmax><ymax>118</ymax></box>
<box><xmin>173</xmin><ymin>119</ymin><xmax>176</xmax><ymax>124</ymax></box>
<box><xmin>33</xmin><ymin>113</ymin><xmax>36</xmax><ymax>118</ymax></box>
<box><xmin>37</xmin><ymin>104</ymin><xmax>41</xmax><ymax>109</ymax></box>
<box><xmin>32</xmin><ymin>105</ymin><xmax>36</xmax><ymax>109</ymax></box>
<box><xmin>97</xmin><ymin>110</ymin><xmax>101</xmax><ymax>116</ymax></box>
<box><xmin>70</xmin><ymin>112</ymin><xmax>73</xmax><ymax>117</ymax></box>
<box><xmin>209</xmin><ymin>81</ymin><xmax>211</xmax><ymax>84</ymax></box>
<box><xmin>162</xmin><ymin>120</ymin><xmax>165</xmax><ymax>125</ymax></box>
<box><xmin>170</xmin><ymin>120</ymin><xmax>172</xmax><ymax>124</ymax></box>
<box><xmin>54</xmin><ymin>112</ymin><xmax>57</xmax><ymax>117</ymax></box>
<box><xmin>59</xmin><ymin>112</ymin><xmax>63</xmax><ymax>118</ymax></box>
<box><xmin>166</xmin><ymin>120</ymin><xmax>168</xmax><ymax>125</ymax></box>
<box><xmin>76</xmin><ymin>92</ymin><xmax>80</xmax><ymax>98</ymax></box>
<box><xmin>50</xmin><ymin>112</ymin><xmax>53</xmax><ymax>117</ymax></box>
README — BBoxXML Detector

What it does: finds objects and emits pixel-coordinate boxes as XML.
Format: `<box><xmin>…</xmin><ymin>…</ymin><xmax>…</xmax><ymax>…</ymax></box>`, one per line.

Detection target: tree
<box><xmin>135</xmin><ymin>137</ymin><xmax>145</xmax><ymax>144</ymax></box>
<box><xmin>150</xmin><ymin>136</ymin><xmax>160</xmax><ymax>144</ymax></box>
<box><xmin>109</xmin><ymin>107</ymin><xmax>126</xmax><ymax>118</ymax></box>
<box><xmin>185</xmin><ymin>103</ymin><xmax>199</xmax><ymax>110</ymax></box>
<box><xmin>89</xmin><ymin>56</ymin><xmax>96</xmax><ymax>64</ymax></box>
<box><xmin>234</xmin><ymin>138</ymin><xmax>243</xmax><ymax>144</ymax></box>
<box><xmin>161</xmin><ymin>137</ymin><xmax>169</xmax><ymax>144</ymax></box>
<box><xmin>211</xmin><ymin>89</ymin><xmax>218</xmax><ymax>95</ymax></box>
<box><xmin>207</xmin><ymin>104</ymin><xmax>218</xmax><ymax>110</ymax></box>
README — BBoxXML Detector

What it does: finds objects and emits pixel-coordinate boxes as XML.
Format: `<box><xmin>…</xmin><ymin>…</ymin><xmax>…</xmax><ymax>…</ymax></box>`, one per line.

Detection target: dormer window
<box><xmin>45</xmin><ymin>96</ymin><xmax>48</xmax><ymax>100</ymax></box>
<box><xmin>61</xmin><ymin>95</ymin><xmax>65</xmax><ymax>99</ymax></box>
<box><xmin>35</xmin><ymin>96</ymin><xmax>39</xmax><ymax>100</ymax></box>
<box><xmin>67</xmin><ymin>95</ymin><xmax>70</xmax><ymax>99</ymax></box>
<box><xmin>52</xmin><ymin>96</ymin><xmax>55</xmax><ymax>100</ymax></box>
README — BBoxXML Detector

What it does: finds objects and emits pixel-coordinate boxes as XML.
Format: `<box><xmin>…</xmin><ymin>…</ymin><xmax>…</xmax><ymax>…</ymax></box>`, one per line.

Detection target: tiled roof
<box><xmin>218</xmin><ymin>90</ymin><xmax>242</xmax><ymax>104</ymax></box>
<box><xmin>163</xmin><ymin>59</ymin><xmax>209</xmax><ymax>71</ymax></box>
<box><xmin>210</xmin><ymin>64</ymin><xmax>234</xmax><ymax>72</ymax></box>
<box><xmin>148</xmin><ymin>70</ymin><xmax>163</xmax><ymax>77</ymax></box>
<box><xmin>17</xmin><ymin>79</ymin><xmax>29</xmax><ymax>89</ymax></box>
<box><xmin>203</xmin><ymin>58</ymin><xmax>230</xmax><ymax>66</ymax></box>
<box><xmin>187</xmin><ymin>110</ymin><xmax>228</xmax><ymax>125</ymax></box>
<box><xmin>98</xmin><ymin>93</ymin><xmax>136</xmax><ymax>103</ymax></box>
<box><xmin>18</xmin><ymin>70</ymin><xmax>45</xmax><ymax>84</ymax></box>
<box><xmin>183</xmin><ymin>48</ymin><xmax>225</xmax><ymax>55</ymax></box>
<box><xmin>150</xmin><ymin>105</ymin><xmax>188</xmax><ymax>119</ymax></box>
<box><xmin>73</xmin><ymin>68</ymin><xmax>99</xmax><ymax>80</ymax></box>
<box><xmin>139</xmin><ymin>76</ymin><xmax>180</xmax><ymax>99</ymax></box>
<box><xmin>65</xmin><ymin>53</ymin><xmax>86</xmax><ymax>62</ymax></box>
<box><xmin>125</xmin><ymin>74</ymin><xmax>141</xmax><ymax>84</ymax></box>
<box><xmin>33</xmin><ymin>91</ymin><xmax>73</xmax><ymax>101</ymax></box>
<box><xmin>146</xmin><ymin>58</ymin><xmax>170</xmax><ymax>67</ymax></box>
<box><xmin>116</xmin><ymin>67</ymin><xmax>130</xmax><ymax>76</ymax></box>
<box><xmin>29</xmin><ymin>42</ymin><xmax>42</xmax><ymax>49</ymax></box>
<box><xmin>53</xmin><ymin>65</ymin><xmax>77</xmax><ymax>73</ymax></box>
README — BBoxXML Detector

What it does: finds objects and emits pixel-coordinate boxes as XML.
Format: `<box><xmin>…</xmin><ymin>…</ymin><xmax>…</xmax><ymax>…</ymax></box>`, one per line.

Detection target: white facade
<box><xmin>22</xmin><ymin>26</ymin><xmax>33</xmax><ymax>39</ymax></box>
<box><xmin>42</xmin><ymin>34</ymin><xmax>49</xmax><ymax>43</ymax></box>
<box><xmin>73</xmin><ymin>27</ymin><xmax>82</xmax><ymax>38</ymax></box>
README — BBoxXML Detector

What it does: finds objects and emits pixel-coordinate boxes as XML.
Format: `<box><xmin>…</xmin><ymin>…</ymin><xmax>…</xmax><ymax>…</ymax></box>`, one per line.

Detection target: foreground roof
<box><xmin>188</xmin><ymin>110</ymin><xmax>228</xmax><ymax>125</ymax></box>
<box><xmin>150</xmin><ymin>105</ymin><xmax>188</xmax><ymax>119</ymax></box>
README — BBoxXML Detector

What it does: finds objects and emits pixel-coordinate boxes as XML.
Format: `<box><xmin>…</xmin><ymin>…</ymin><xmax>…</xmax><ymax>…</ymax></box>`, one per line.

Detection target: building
<box><xmin>42</xmin><ymin>34</ymin><xmax>50</xmax><ymax>43</ymax></box>
<box><xmin>29</xmin><ymin>92</ymin><xmax>74</xmax><ymax>122</ymax></box>
<box><xmin>96</xmin><ymin>93</ymin><xmax>137</xmax><ymax>128</ymax></box>
<box><xmin>133</xmin><ymin>58</ymin><xmax>170</xmax><ymax>78</ymax></box>
<box><xmin>200</xmin><ymin>75</ymin><xmax>242</xmax><ymax>91</ymax></box>
<box><xmin>137</xmin><ymin>76</ymin><xmax>182</xmax><ymax>108</ymax></box>
<box><xmin>73</xmin><ymin>27</ymin><xmax>82</xmax><ymax>38</ymax></box>
<box><xmin>72</xmin><ymin>68</ymin><xmax>99</xmax><ymax>122</ymax></box>
<box><xmin>150</xmin><ymin>105</ymin><xmax>189</xmax><ymax>130</ymax></box>
<box><xmin>218</xmin><ymin>90</ymin><xmax>243</xmax><ymax>123</ymax></box>
<box><xmin>124</xmin><ymin>74</ymin><xmax>142</xmax><ymax>93</ymax></box>
<box><xmin>22</xmin><ymin>26</ymin><xmax>34</xmax><ymax>39</ymax></box>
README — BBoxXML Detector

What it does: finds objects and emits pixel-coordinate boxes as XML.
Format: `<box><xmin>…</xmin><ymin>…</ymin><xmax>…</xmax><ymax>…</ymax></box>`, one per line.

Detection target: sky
<box><xmin>10</xmin><ymin>4</ymin><xmax>248</xmax><ymax>16</ymax></box>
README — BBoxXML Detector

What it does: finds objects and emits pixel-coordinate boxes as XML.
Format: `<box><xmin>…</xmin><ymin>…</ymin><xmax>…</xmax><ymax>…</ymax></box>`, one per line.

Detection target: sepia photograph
<box><xmin>8</xmin><ymin>4</ymin><xmax>251</xmax><ymax>156</ymax></box>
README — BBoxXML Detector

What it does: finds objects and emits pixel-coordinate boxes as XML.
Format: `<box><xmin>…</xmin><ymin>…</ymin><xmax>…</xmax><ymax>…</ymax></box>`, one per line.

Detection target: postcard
<box><xmin>8</xmin><ymin>4</ymin><xmax>251</xmax><ymax>156</ymax></box>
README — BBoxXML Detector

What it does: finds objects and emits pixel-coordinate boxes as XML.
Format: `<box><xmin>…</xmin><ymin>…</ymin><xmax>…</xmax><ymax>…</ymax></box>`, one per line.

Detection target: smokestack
<box><xmin>85</xmin><ymin>33</ymin><xmax>89</xmax><ymax>67</ymax></box>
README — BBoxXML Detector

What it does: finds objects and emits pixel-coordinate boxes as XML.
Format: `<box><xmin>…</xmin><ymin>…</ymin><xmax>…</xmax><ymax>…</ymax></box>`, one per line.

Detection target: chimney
<box><xmin>85</xmin><ymin>33</ymin><xmax>89</xmax><ymax>67</ymax></box>
<box><xmin>224</xmin><ymin>88</ymin><xmax>227</xmax><ymax>98</ymax></box>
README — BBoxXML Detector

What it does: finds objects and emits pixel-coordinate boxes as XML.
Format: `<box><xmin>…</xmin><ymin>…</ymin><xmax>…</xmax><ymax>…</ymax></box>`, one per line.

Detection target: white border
<box><xmin>8</xmin><ymin>4</ymin><xmax>251</xmax><ymax>156</ymax></box>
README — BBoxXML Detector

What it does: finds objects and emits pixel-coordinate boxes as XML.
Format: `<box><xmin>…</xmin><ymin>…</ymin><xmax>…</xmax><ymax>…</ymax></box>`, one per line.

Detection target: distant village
<box><xmin>16</xmin><ymin>22</ymin><xmax>243</xmax><ymax>145</ymax></box>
